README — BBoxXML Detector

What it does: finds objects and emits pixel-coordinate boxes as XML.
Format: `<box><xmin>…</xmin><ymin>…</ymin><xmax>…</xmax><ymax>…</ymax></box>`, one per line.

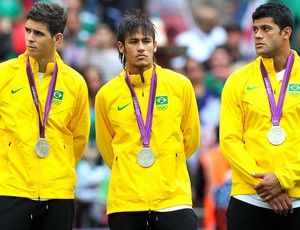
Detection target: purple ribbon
<box><xmin>26</xmin><ymin>58</ymin><xmax>58</xmax><ymax>138</ymax></box>
<box><xmin>125</xmin><ymin>67</ymin><xmax>157</xmax><ymax>148</ymax></box>
<box><xmin>260</xmin><ymin>52</ymin><xmax>294</xmax><ymax>126</ymax></box>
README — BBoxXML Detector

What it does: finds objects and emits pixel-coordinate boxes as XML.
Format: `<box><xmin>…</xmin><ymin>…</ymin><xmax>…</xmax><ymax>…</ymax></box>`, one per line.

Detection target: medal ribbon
<box><xmin>26</xmin><ymin>57</ymin><xmax>58</xmax><ymax>138</ymax></box>
<box><xmin>125</xmin><ymin>66</ymin><xmax>157</xmax><ymax>148</ymax></box>
<box><xmin>260</xmin><ymin>52</ymin><xmax>294</xmax><ymax>126</ymax></box>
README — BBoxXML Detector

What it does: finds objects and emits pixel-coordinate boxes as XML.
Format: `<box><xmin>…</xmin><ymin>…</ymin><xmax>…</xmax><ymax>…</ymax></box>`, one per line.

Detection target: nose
<box><xmin>26</xmin><ymin>31</ymin><xmax>35</xmax><ymax>42</ymax></box>
<box><xmin>254</xmin><ymin>29</ymin><xmax>263</xmax><ymax>39</ymax></box>
<box><xmin>137</xmin><ymin>41</ymin><xmax>145</xmax><ymax>51</ymax></box>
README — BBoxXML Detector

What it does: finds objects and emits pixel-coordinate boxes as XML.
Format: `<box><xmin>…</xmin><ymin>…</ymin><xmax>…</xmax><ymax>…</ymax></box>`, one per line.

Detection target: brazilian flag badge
<box><xmin>288</xmin><ymin>84</ymin><xmax>300</xmax><ymax>97</ymax></box>
<box><xmin>52</xmin><ymin>90</ymin><xmax>64</xmax><ymax>106</ymax></box>
<box><xmin>155</xmin><ymin>95</ymin><xmax>168</xmax><ymax>111</ymax></box>
<box><xmin>288</xmin><ymin>84</ymin><xmax>300</xmax><ymax>92</ymax></box>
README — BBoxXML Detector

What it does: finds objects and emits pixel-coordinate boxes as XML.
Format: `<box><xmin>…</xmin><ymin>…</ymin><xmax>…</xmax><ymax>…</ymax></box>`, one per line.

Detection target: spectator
<box><xmin>183</xmin><ymin>58</ymin><xmax>220</xmax><ymax>177</ymax></box>
<box><xmin>99</xmin><ymin>0</ymin><xmax>136</xmax><ymax>32</ymax></box>
<box><xmin>0</xmin><ymin>18</ymin><xmax>15</xmax><ymax>61</ymax></box>
<box><xmin>75</xmin><ymin>147</ymin><xmax>110</xmax><ymax>228</ymax></box>
<box><xmin>60</xmin><ymin>8</ymin><xmax>88</xmax><ymax>71</ymax></box>
<box><xmin>74</xmin><ymin>65</ymin><xmax>110</xmax><ymax>228</ymax></box>
<box><xmin>60</xmin><ymin>0</ymin><xmax>99</xmax><ymax>71</ymax></box>
<box><xmin>171</xmin><ymin>2</ymin><xmax>227</xmax><ymax>68</ymax></box>
<box><xmin>204</xmin><ymin>45</ymin><xmax>234</xmax><ymax>97</ymax></box>
<box><xmin>224</xmin><ymin>23</ymin><xmax>249</xmax><ymax>63</ymax></box>
<box><xmin>199</xmin><ymin>145</ymin><xmax>231</xmax><ymax>230</ymax></box>
<box><xmin>85</xmin><ymin>23</ymin><xmax>123</xmax><ymax>84</ymax></box>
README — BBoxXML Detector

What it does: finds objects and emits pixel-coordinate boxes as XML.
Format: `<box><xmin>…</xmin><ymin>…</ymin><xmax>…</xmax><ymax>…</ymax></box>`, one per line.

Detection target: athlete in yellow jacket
<box><xmin>0</xmin><ymin>51</ymin><xmax>90</xmax><ymax>198</ymax></box>
<box><xmin>220</xmin><ymin>2</ymin><xmax>300</xmax><ymax>229</ymax></box>
<box><xmin>0</xmin><ymin>2</ymin><xmax>90</xmax><ymax>229</ymax></box>
<box><xmin>95</xmin><ymin>10</ymin><xmax>200</xmax><ymax>230</ymax></box>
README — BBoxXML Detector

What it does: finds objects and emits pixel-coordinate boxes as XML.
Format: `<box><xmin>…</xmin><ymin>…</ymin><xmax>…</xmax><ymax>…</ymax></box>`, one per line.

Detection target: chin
<box><xmin>136</xmin><ymin>62</ymin><xmax>150</xmax><ymax>68</ymax></box>
<box><xmin>27</xmin><ymin>51</ymin><xmax>38</xmax><ymax>59</ymax></box>
<box><xmin>260</xmin><ymin>55</ymin><xmax>272</xmax><ymax>59</ymax></box>
<box><xmin>256</xmin><ymin>51</ymin><xmax>270</xmax><ymax>58</ymax></box>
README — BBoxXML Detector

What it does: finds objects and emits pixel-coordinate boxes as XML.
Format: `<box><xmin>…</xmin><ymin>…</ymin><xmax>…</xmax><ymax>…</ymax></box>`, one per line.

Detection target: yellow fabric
<box><xmin>0</xmin><ymin>51</ymin><xmax>90</xmax><ymax>199</ymax></box>
<box><xmin>95</xmin><ymin>64</ymin><xmax>200</xmax><ymax>214</ymax></box>
<box><xmin>220</xmin><ymin>50</ymin><xmax>300</xmax><ymax>197</ymax></box>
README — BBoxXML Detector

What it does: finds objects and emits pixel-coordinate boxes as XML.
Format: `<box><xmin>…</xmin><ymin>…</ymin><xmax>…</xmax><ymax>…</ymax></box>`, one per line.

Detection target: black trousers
<box><xmin>227</xmin><ymin>197</ymin><xmax>300</xmax><ymax>230</ymax></box>
<box><xmin>0</xmin><ymin>196</ymin><xmax>74</xmax><ymax>230</ymax></box>
<box><xmin>108</xmin><ymin>209</ymin><xmax>198</xmax><ymax>230</ymax></box>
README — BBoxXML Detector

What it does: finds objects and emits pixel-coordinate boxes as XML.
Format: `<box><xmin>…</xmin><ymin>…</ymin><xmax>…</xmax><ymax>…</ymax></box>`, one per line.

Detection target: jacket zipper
<box><xmin>141</xmin><ymin>73</ymin><xmax>145</xmax><ymax>97</ymax></box>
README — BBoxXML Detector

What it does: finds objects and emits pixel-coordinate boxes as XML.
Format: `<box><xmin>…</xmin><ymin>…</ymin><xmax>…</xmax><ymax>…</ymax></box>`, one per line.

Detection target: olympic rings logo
<box><xmin>52</xmin><ymin>99</ymin><xmax>62</xmax><ymax>106</ymax></box>
<box><xmin>289</xmin><ymin>92</ymin><xmax>300</xmax><ymax>97</ymax></box>
<box><xmin>156</xmin><ymin>105</ymin><xmax>168</xmax><ymax>111</ymax></box>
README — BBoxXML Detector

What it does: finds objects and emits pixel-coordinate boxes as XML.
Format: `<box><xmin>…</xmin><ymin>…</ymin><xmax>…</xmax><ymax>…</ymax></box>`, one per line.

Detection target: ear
<box><xmin>283</xmin><ymin>27</ymin><xmax>292</xmax><ymax>39</ymax></box>
<box><xmin>117</xmin><ymin>41</ymin><xmax>125</xmax><ymax>53</ymax></box>
<box><xmin>153</xmin><ymin>41</ymin><xmax>158</xmax><ymax>53</ymax></box>
<box><xmin>54</xmin><ymin>33</ymin><xmax>63</xmax><ymax>45</ymax></box>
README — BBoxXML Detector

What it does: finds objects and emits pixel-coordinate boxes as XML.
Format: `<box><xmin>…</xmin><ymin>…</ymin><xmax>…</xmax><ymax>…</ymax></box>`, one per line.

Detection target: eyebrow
<box><xmin>25</xmin><ymin>26</ymin><xmax>46</xmax><ymax>35</ymax></box>
<box><xmin>128</xmin><ymin>36</ymin><xmax>152</xmax><ymax>40</ymax></box>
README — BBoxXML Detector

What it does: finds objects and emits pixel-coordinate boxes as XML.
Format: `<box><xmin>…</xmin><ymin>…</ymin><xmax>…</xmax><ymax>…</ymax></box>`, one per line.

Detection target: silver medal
<box><xmin>267</xmin><ymin>126</ymin><xmax>286</xmax><ymax>145</ymax></box>
<box><xmin>35</xmin><ymin>138</ymin><xmax>50</xmax><ymax>158</ymax></box>
<box><xmin>137</xmin><ymin>148</ymin><xmax>155</xmax><ymax>168</ymax></box>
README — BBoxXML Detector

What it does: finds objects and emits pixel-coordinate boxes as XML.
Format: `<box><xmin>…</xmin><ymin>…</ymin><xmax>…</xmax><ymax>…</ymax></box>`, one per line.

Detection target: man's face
<box><xmin>253</xmin><ymin>17</ymin><xmax>286</xmax><ymax>58</ymax></box>
<box><xmin>25</xmin><ymin>19</ymin><xmax>57</xmax><ymax>62</ymax></box>
<box><xmin>118</xmin><ymin>29</ymin><xmax>157</xmax><ymax>74</ymax></box>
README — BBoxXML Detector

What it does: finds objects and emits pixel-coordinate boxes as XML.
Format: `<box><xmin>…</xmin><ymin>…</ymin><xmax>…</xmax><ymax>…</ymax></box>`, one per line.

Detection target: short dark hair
<box><xmin>117</xmin><ymin>10</ymin><xmax>157</xmax><ymax>68</ymax></box>
<box><xmin>26</xmin><ymin>2</ymin><xmax>67</xmax><ymax>37</ymax></box>
<box><xmin>252</xmin><ymin>2</ymin><xmax>293</xmax><ymax>40</ymax></box>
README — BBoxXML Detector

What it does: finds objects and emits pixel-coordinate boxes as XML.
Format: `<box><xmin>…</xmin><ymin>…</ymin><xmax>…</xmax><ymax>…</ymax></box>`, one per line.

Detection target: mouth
<box><xmin>136</xmin><ymin>54</ymin><xmax>147</xmax><ymax>59</ymax></box>
<box><xmin>255</xmin><ymin>43</ymin><xmax>265</xmax><ymax>48</ymax></box>
<box><xmin>26</xmin><ymin>45</ymin><xmax>37</xmax><ymax>50</ymax></box>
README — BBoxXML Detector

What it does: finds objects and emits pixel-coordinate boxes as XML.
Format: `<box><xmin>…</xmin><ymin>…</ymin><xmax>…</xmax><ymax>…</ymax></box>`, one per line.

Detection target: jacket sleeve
<box><xmin>181</xmin><ymin>78</ymin><xmax>200</xmax><ymax>159</ymax></box>
<box><xmin>220</xmin><ymin>73</ymin><xmax>266</xmax><ymax>185</ymax></box>
<box><xmin>275</xmin><ymin>160</ymin><xmax>300</xmax><ymax>190</ymax></box>
<box><xmin>69</xmin><ymin>78</ymin><xmax>90</xmax><ymax>164</ymax></box>
<box><xmin>95</xmin><ymin>89</ymin><xmax>115</xmax><ymax>169</ymax></box>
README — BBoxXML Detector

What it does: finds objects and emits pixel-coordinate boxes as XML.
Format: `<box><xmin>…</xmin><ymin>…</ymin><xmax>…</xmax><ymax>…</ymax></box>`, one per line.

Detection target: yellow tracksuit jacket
<box><xmin>95</xmin><ymin>64</ymin><xmax>200</xmax><ymax>214</ymax></box>
<box><xmin>220</xmin><ymin>50</ymin><xmax>300</xmax><ymax>198</ymax></box>
<box><xmin>0</xmin><ymin>52</ymin><xmax>90</xmax><ymax>199</ymax></box>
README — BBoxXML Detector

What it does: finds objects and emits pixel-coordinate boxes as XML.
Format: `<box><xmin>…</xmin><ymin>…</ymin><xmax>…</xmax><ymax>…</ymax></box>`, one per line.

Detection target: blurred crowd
<box><xmin>1</xmin><ymin>0</ymin><xmax>300</xmax><ymax>229</ymax></box>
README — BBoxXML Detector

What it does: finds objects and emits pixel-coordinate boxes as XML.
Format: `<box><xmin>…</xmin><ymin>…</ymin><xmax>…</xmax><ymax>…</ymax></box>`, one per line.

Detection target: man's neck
<box><xmin>38</xmin><ymin>58</ymin><xmax>55</xmax><ymax>73</ymax></box>
<box><xmin>272</xmin><ymin>49</ymin><xmax>291</xmax><ymax>73</ymax></box>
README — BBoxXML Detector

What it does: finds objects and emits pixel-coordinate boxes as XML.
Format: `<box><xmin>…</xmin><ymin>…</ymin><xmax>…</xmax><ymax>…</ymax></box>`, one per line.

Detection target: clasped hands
<box><xmin>252</xmin><ymin>172</ymin><xmax>293</xmax><ymax>216</ymax></box>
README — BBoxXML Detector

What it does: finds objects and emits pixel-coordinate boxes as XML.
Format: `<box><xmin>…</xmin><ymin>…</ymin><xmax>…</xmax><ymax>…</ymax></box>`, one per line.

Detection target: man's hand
<box><xmin>268</xmin><ymin>191</ymin><xmax>293</xmax><ymax>216</ymax></box>
<box><xmin>252</xmin><ymin>172</ymin><xmax>283</xmax><ymax>201</ymax></box>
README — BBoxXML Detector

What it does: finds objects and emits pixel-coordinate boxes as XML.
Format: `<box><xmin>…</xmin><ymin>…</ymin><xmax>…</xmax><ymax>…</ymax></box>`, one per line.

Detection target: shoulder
<box><xmin>0</xmin><ymin>56</ymin><xmax>22</xmax><ymax>70</ymax></box>
<box><xmin>226</xmin><ymin>59</ymin><xmax>258</xmax><ymax>86</ymax></box>
<box><xmin>97</xmin><ymin>71</ymin><xmax>125</xmax><ymax>97</ymax></box>
<box><xmin>57</xmin><ymin>59</ymin><xmax>86</xmax><ymax>85</ymax></box>
<box><xmin>0</xmin><ymin>55</ymin><xmax>25</xmax><ymax>84</ymax></box>
<box><xmin>292</xmin><ymin>50</ymin><xmax>300</xmax><ymax>69</ymax></box>
<box><xmin>222</xmin><ymin>59</ymin><xmax>259</xmax><ymax>99</ymax></box>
